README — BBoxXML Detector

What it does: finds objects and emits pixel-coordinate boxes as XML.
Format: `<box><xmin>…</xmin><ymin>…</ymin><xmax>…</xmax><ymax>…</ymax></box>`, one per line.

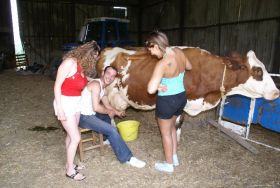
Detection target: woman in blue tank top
<box><xmin>146</xmin><ymin>31</ymin><xmax>192</xmax><ymax>173</ymax></box>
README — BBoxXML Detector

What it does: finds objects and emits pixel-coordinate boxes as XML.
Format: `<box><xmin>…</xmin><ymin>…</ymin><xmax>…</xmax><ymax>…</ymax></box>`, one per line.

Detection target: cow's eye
<box><xmin>251</xmin><ymin>66</ymin><xmax>263</xmax><ymax>81</ymax></box>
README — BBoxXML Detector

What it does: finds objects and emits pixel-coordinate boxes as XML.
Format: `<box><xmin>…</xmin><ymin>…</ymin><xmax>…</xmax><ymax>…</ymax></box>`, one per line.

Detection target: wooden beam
<box><xmin>179</xmin><ymin>0</ymin><xmax>185</xmax><ymax>45</ymax></box>
<box><xmin>271</xmin><ymin>18</ymin><xmax>280</xmax><ymax>73</ymax></box>
<box><xmin>137</xmin><ymin>0</ymin><xmax>142</xmax><ymax>46</ymax></box>
<box><xmin>19</xmin><ymin>0</ymin><xmax>139</xmax><ymax>7</ymax></box>
<box><xmin>208</xmin><ymin>119</ymin><xmax>259</xmax><ymax>154</ymax></box>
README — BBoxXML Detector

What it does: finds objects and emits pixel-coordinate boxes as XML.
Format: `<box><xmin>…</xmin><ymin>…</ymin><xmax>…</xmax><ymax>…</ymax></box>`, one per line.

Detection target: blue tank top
<box><xmin>158</xmin><ymin>72</ymin><xmax>185</xmax><ymax>96</ymax></box>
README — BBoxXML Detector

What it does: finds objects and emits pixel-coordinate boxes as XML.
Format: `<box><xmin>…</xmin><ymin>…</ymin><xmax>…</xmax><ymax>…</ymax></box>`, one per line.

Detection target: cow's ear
<box><xmin>229</xmin><ymin>51</ymin><xmax>242</xmax><ymax>60</ymax></box>
<box><xmin>251</xmin><ymin>66</ymin><xmax>263</xmax><ymax>81</ymax></box>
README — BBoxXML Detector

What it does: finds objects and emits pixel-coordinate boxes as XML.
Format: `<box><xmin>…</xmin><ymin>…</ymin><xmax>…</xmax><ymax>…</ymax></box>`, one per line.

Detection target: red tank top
<box><xmin>61</xmin><ymin>65</ymin><xmax>88</xmax><ymax>96</ymax></box>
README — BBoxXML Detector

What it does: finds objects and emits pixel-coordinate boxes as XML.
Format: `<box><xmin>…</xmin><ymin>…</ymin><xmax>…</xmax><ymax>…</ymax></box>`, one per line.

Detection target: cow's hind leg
<box><xmin>175</xmin><ymin>114</ymin><xmax>184</xmax><ymax>142</ymax></box>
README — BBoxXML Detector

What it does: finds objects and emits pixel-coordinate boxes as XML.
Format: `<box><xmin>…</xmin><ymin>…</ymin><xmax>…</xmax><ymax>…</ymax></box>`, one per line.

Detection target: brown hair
<box><xmin>145</xmin><ymin>31</ymin><xmax>169</xmax><ymax>53</ymax></box>
<box><xmin>104</xmin><ymin>65</ymin><xmax>118</xmax><ymax>74</ymax></box>
<box><xmin>63</xmin><ymin>40</ymin><xmax>100</xmax><ymax>77</ymax></box>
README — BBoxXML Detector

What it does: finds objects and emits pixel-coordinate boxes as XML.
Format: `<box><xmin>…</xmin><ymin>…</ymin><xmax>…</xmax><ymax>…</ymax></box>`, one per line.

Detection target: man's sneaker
<box><xmin>155</xmin><ymin>161</ymin><xmax>174</xmax><ymax>173</ymax></box>
<box><xmin>103</xmin><ymin>139</ymin><xmax>110</xmax><ymax>145</ymax></box>
<box><xmin>173</xmin><ymin>154</ymin><xmax>179</xmax><ymax>166</ymax></box>
<box><xmin>126</xmin><ymin>157</ymin><xmax>146</xmax><ymax>168</ymax></box>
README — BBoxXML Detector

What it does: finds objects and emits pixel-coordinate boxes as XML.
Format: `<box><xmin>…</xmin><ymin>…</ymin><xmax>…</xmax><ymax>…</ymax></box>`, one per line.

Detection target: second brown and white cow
<box><xmin>96</xmin><ymin>47</ymin><xmax>279</xmax><ymax>117</ymax></box>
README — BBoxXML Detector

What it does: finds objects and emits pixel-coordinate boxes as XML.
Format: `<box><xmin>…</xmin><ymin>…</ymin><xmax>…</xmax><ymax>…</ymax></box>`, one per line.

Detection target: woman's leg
<box><xmin>157</xmin><ymin>118</ymin><xmax>173</xmax><ymax>164</ymax></box>
<box><xmin>171</xmin><ymin>115</ymin><xmax>179</xmax><ymax>166</ymax></box>
<box><xmin>171</xmin><ymin>116</ymin><xmax>177</xmax><ymax>155</ymax></box>
<box><xmin>61</xmin><ymin>113</ymin><xmax>84</xmax><ymax>180</ymax></box>
<box><xmin>64</xmin><ymin>134</ymin><xmax>70</xmax><ymax>169</ymax></box>
<box><xmin>65</xmin><ymin>135</ymin><xmax>70</xmax><ymax>149</ymax></box>
<box><xmin>64</xmin><ymin>113</ymin><xmax>80</xmax><ymax>169</ymax></box>
<box><xmin>155</xmin><ymin>118</ymin><xmax>174</xmax><ymax>173</ymax></box>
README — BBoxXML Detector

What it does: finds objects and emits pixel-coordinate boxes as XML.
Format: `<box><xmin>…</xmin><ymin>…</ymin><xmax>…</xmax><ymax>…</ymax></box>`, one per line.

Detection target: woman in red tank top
<box><xmin>54</xmin><ymin>41</ymin><xmax>100</xmax><ymax>181</ymax></box>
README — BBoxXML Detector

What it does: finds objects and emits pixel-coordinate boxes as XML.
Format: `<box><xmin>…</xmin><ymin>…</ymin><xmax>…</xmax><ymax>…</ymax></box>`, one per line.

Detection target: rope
<box><xmin>220</xmin><ymin>64</ymin><xmax>227</xmax><ymax>97</ymax></box>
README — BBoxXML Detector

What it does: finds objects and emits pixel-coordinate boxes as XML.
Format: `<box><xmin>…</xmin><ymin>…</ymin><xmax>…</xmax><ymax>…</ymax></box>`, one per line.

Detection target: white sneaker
<box><xmin>103</xmin><ymin>139</ymin><xmax>110</xmax><ymax>145</ymax></box>
<box><xmin>126</xmin><ymin>157</ymin><xmax>146</xmax><ymax>168</ymax></box>
<box><xmin>155</xmin><ymin>161</ymin><xmax>174</xmax><ymax>173</ymax></box>
<box><xmin>173</xmin><ymin>154</ymin><xmax>179</xmax><ymax>167</ymax></box>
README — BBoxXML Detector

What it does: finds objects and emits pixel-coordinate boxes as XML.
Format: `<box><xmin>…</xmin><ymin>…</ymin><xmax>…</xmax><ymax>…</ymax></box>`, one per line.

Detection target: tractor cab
<box><xmin>51</xmin><ymin>17</ymin><xmax>134</xmax><ymax>80</ymax></box>
<box><xmin>63</xmin><ymin>17</ymin><xmax>134</xmax><ymax>52</ymax></box>
<box><xmin>80</xmin><ymin>17</ymin><xmax>133</xmax><ymax>48</ymax></box>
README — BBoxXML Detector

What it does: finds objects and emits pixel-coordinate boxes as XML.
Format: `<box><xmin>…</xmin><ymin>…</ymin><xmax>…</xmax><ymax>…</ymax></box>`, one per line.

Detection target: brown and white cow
<box><xmin>96</xmin><ymin>47</ymin><xmax>279</xmax><ymax>117</ymax></box>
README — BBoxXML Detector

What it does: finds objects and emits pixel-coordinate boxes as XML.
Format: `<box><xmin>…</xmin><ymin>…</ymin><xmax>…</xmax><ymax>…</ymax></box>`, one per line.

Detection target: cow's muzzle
<box><xmin>264</xmin><ymin>89</ymin><xmax>279</xmax><ymax>100</ymax></box>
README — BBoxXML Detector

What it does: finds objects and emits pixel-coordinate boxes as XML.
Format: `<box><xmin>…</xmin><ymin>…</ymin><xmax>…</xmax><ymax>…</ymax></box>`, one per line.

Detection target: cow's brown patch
<box><xmin>183</xmin><ymin>48</ymin><xmax>250</xmax><ymax>104</ymax></box>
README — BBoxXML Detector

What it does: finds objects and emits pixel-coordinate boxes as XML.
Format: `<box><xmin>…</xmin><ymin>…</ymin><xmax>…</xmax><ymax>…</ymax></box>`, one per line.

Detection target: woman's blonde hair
<box><xmin>145</xmin><ymin>31</ymin><xmax>169</xmax><ymax>53</ymax></box>
<box><xmin>63</xmin><ymin>40</ymin><xmax>100</xmax><ymax>77</ymax></box>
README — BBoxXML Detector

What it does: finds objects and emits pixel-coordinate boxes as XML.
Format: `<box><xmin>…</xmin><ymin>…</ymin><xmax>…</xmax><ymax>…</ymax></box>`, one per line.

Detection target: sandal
<box><xmin>66</xmin><ymin>170</ymin><xmax>86</xmax><ymax>181</ymax></box>
<box><xmin>74</xmin><ymin>164</ymin><xmax>85</xmax><ymax>171</ymax></box>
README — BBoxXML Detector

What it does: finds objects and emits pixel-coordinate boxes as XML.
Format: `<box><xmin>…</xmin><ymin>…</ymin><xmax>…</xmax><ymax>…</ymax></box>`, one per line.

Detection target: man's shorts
<box><xmin>156</xmin><ymin>92</ymin><xmax>187</xmax><ymax>119</ymax></box>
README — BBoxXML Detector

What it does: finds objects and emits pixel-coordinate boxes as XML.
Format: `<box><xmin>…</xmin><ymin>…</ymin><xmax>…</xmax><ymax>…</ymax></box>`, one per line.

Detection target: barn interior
<box><xmin>0</xmin><ymin>0</ymin><xmax>280</xmax><ymax>187</ymax></box>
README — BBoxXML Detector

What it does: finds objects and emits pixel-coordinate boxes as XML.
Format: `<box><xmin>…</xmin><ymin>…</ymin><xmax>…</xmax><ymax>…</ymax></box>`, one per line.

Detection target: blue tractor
<box><xmin>50</xmin><ymin>17</ymin><xmax>134</xmax><ymax>79</ymax></box>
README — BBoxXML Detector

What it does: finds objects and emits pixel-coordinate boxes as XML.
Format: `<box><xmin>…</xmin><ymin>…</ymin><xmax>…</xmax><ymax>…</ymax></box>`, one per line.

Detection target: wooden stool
<box><xmin>78</xmin><ymin>128</ymin><xmax>104</xmax><ymax>161</ymax></box>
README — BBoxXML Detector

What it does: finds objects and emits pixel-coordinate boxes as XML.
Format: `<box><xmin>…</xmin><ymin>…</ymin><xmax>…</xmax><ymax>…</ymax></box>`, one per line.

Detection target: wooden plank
<box><xmin>208</xmin><ymin>119</ymin><xmax>259</xmax><ymax>154</ymax></box>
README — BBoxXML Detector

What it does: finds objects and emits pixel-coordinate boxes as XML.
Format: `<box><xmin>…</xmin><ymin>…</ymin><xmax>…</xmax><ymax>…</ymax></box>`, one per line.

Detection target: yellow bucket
<box><xmin>117</xmin><ymin>120</ymin><xmax>140</xmax><ymax>142</ymax></box>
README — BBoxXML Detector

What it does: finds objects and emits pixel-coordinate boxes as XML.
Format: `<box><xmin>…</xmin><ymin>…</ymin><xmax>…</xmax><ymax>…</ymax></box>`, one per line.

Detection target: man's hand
<box><xmin>116</xmin><ymin>110</ymin><xmax>126</xmax><ymax>118</ymax></box>
<box><xmin>107</xmin><ymin>109</ymin><xmax>126</xmax><ymax>119</ymax></box>
<box><xmin>107</xmin><ymin>109</ymin><xmax>115</xmax><ymax>118</ymax></box>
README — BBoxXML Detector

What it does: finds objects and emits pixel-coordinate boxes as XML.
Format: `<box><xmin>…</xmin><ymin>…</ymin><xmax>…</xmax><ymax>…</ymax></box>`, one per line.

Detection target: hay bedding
<box><xmin>0</xmin><ymin>69</ymin><xmax>279</xmax><ymax>188</ymax></box>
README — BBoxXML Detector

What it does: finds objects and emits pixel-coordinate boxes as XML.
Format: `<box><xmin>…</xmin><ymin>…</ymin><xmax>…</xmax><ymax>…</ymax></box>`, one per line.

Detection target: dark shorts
<box><xmin>156</xmin><ymin>91</ymin><xmax>187</xmax><ymax>119</ymax></box>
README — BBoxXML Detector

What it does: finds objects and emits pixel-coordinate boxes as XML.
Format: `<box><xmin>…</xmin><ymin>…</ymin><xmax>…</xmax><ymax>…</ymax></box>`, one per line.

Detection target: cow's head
<box><xmin>227</xmin><ymin>51</ymin><xmax>279</xmax><ymax>100</ymax></box>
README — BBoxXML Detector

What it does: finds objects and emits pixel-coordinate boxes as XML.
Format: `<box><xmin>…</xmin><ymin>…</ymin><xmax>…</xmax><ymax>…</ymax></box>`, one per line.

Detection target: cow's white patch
<box><xmin>106</xmin><ymin>79</ymin><xmax>129</xmax><ymax>111</ymax></box>
<box><xmin>247</xmin><ymin>50</ymin><xmax>265</xmax><ymax>69</ymax></box>
<box><xmin>103</xmin><ymin>47</ymin><xmax>135</xmax><ymax>69</ymax></box>
<box><xmin>174</xmin><ymin>46</ymin><xmax>193</xmax><ymax>49</ymax></box>
<box><xmin>120</xmin><ymin>60</ymin><xmax>131</xmax><ymax>82</ymax></box>
<box><xmin>173</xmin><ymin>46</ymin><xmax>211</xmax><ymax>54</ymax></box>
<box><xmin>176</xmin><ymin>128</ymin><xmax>181</xmax><ymax>142</ymax></box>
<box><xmin>184</xmin><ymin>98</ymin><xmax>220</xmax><ymax>116</ymax></box>
<box><xmin>227</xmin><ymin>50</ymin><xmax>279</xmax><ymax>100</ymax></box>
<box><xmin>106</xmin><ymin>77</ymin><xmax>155</xmax><ymax>111</ymax></box>
<box><xmin>106</xmin><ymin>82</ymin><xmax>155</xmax><ymax>111</ymax></box>
<box><xmin>128</xmin><ymin>100</ymin><xmax>155</xmax><ymax>110</ymax></box>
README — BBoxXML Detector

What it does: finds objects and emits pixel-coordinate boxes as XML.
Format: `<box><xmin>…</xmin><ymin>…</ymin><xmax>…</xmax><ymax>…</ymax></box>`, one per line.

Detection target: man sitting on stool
<box><xmin>79</xmin><ymin>66</ymin><xmax>146</xmax><ymax>168</ymax></box>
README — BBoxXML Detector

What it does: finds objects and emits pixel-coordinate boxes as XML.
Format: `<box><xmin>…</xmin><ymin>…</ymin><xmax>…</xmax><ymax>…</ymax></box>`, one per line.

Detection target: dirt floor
<box><xmin>0</xmin><ymin>69</ymin><xmax>280</xmax><ymax>188</ymax></box>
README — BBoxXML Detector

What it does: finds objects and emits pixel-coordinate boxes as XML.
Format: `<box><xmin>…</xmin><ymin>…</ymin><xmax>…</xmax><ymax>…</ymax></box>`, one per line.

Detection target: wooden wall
<box><xmin>0</xmin><ymin>0</ymin><xmax>13</xmax><ymax>54</ymax></box>
<box><xmin>141</xmin><ymin>0</ymin><xmax>280</xmax><ymax>72</ymax></box>
<box><xmin>18</xmin><ymin>0</ymin><xmax>139</xmax><ymax>65</ymax></box>
<box><xmin>14</xmin><ymin>0</ymin><xmax>280</xmax><ymax>72</ymax></box>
